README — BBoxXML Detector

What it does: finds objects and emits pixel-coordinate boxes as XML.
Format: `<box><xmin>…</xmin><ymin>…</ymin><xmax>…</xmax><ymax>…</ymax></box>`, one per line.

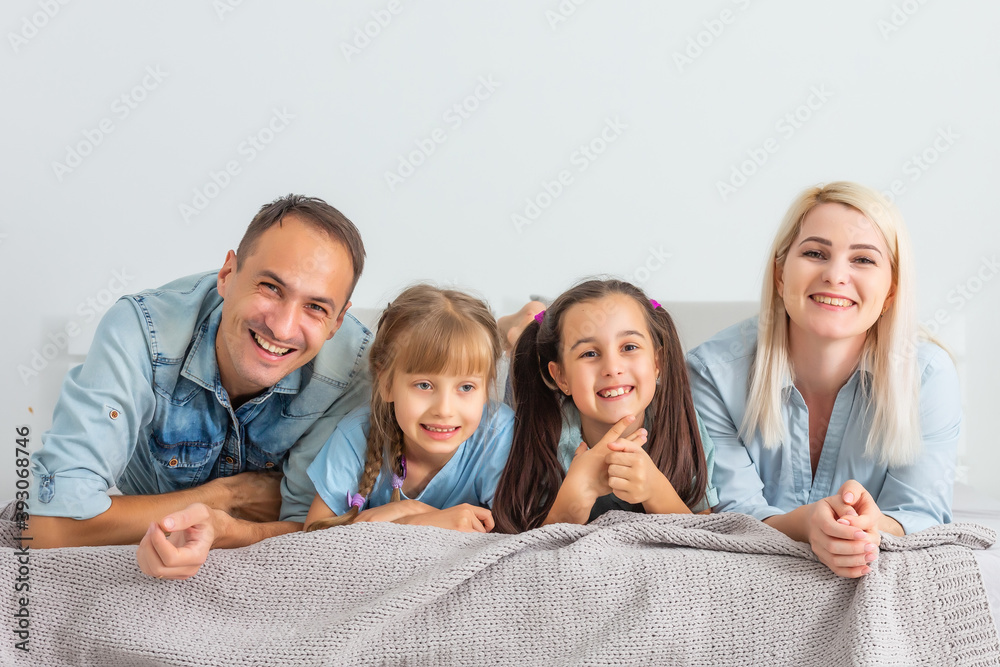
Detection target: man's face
<box><xmin>215</xmin><ymin>214</ymin><xmax>354</xmax><ymax>403</ymax></box>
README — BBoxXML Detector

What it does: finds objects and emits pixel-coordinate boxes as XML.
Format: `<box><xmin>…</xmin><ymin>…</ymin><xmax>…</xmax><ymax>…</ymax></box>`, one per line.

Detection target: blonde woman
<box><xmin>687</xmin><ymin>182</ymin><xmax>960</xmax><ymax>578</ymax></box>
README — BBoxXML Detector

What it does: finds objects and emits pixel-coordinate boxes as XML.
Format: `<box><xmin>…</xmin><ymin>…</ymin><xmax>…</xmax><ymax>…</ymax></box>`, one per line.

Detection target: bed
<box><xmin>5</xmin><ymin>301</ymin><xmax>997</xmax><ymax>666</ymax></box>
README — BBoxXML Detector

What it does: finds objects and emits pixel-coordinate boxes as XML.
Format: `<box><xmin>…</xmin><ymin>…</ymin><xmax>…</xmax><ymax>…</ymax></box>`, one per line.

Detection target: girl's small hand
<box><xmin>564</xmin><ymin>416</ymin><xmax>648</xmax><ymax>500</ymax></box>
<box><xmin>396</xmin><ymin>504</ymin><xmax>495</xmax><ymax>533</ymax></box>
<box><xmin>604</xmin><ymin>439</ymin><xmax>663</xmax><ymax>505</ymax></box>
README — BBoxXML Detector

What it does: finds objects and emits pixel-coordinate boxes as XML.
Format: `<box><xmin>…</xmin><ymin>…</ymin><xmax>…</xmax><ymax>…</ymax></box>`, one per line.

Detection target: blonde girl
<box><xmin>304</xmin><ymin>284</ymin><xmax>514</xmax><ymax>533</ymax></box>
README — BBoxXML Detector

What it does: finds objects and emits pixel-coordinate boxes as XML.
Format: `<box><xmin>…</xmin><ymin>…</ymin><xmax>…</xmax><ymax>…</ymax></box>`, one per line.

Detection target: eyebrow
<box><xmin>798</xmin><ymin>236</ymin><xmax>883</xmax><ymax>256</ymax></box>
<box><xmin>259</xmin><ymin>270</ymin><xmax>339</xmax><ymax>312</ymax></box>
<box><xmin>569</xmin><ymin>330</ymin><xmax>646</xmax><ymax>351</ymax></box>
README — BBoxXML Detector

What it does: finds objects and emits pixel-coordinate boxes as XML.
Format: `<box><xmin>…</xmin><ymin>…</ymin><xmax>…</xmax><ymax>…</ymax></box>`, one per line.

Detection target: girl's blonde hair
<box><xmin>306</xmin><ymin>284</ymin><xmax>503</xmax><ymax>531</ymax></box>
<box><xmin>744</xmin><ymin>181</ymin><xmax>921</xmax><ymax>465</ymax></box>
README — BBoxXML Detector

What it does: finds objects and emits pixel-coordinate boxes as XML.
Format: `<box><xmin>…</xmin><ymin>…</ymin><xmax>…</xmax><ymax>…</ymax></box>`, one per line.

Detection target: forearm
<box><xmin>878</xmin><ymin>514</ymin><xmax>904</xmax><ymax>537</ymax></box>
<box><xmin>762</xmin><ymin>504</ymin><xmax>813</xmax><ymax>543</ymax></box>
<box><xmin>641</xmin><ymin>474</ymin><xmax>692</xmax><ymax>515</ymax></box>
<box><xmin>25</xmin><ymin>482</ymin><xmax>232</xmax><ymax>548</ymax></box>
<box><xmin>212</xmin><ymin>518</ymin><xmax>301</xmax><ymax>549</ymax></box>
<box><xmin>542</xmin><ymin>482</ymin><xmax>597</xmax><ymax>525</ymax></box>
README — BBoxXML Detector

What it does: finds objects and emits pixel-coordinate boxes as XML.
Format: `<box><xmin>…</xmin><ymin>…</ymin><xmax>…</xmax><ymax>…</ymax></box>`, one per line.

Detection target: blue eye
<box><xmin>415</xmin><ymin>381</ymin><xmax>432</xmax><ymax>390</ymax></box>
<box><xmin>459</xmin><ymin>383</ymin><xmax>476</xmax><ymax>393</ymax></box>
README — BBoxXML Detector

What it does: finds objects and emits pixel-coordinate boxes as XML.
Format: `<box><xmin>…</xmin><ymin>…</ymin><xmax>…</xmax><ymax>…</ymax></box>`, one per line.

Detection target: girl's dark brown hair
<box><xmin>306</xmin><ymin>284</ymin><xmax>503</xmax><ymax>532</ymax></box>
<box><xmin>492</xmin><ymin>279</ymin><xmax>708</xmax><ymax>534</ymax></box>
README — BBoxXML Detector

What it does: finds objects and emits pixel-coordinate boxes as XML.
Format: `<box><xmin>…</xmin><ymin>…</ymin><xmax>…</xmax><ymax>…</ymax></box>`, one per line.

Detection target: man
<box><xmin>26</xmin><ymin>195</ymin><xmax>371</xmax><ymax>572</ymax></box>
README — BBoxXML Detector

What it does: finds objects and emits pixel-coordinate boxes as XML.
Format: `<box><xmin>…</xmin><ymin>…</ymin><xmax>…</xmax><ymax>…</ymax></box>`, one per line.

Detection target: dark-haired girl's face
<box><xmin>548</xmin><ymin>295</ymin><xmax>659</xmax><ymax>444</ymax></box>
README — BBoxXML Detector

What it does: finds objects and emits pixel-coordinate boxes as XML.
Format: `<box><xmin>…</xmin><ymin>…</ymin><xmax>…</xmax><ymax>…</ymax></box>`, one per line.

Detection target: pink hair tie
<box><xmin>649</xmin><ymin>299</ymin><xmax>661</xmax><ymax>310</ymax></box>
<box><xmin>391</xmin><ymin>455</ymin><xmax>407</xmax><ymax>490</ymax></box>
<box><xmin>533</xmin><ymin>310</ymin><xmax>545</xmax><ymax>323</ymax></box>
<box><xmin>346</xmin><ymin>492</ymin><xmax>366</xmax><ymax>511</ymax></box>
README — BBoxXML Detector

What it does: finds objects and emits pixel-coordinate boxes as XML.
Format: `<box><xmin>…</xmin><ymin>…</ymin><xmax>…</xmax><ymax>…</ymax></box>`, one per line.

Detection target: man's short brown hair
<box><xmin>236</xmin><ymin>194</ymin><xmax>366</xmax><ymax>298</ymax></box>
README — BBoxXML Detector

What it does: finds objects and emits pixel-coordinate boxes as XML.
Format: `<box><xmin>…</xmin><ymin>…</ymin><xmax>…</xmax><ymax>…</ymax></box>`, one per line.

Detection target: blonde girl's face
<box><xmin>548</xmin><ymin>295</ymin><xmax>660</xmax><ymax>443</ymax></box>
<box><xmin>776</xmin><ymin>202</ymin><xmax>895</xmax><ymax>345</ymax></box>
<box><xmin>382</xmin><ymin>370</ymin><xmax>489</xmax><ymax>465</ymax></box>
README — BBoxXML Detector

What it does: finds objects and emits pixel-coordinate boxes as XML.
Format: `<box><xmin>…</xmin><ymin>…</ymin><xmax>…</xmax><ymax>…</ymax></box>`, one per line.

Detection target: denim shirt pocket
<box><xmin>147</xmin><ymin>434</ymin><xmax>221</xmax><ymax>487</ymax></box>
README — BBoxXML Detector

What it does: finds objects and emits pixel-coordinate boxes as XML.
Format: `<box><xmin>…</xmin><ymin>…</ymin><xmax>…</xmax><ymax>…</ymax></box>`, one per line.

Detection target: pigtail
<box><xmin>493</xmin><ymin>321</ymin><xmax>566</xmax><ymax>534</ymax></box>
<box><xmin>646</xmin><ymin>304</ymin><xmax>708</xmax><ymax>509</ymax></box>
<box><xmin>304</xmin><ymin>398</ymin><xmax>393</xmax><ymax>531</ymax></box>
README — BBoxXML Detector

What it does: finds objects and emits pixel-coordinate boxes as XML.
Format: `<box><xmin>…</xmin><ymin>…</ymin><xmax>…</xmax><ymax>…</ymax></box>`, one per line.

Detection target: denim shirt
<box><xmin>30</xmin><ymin>272</ymin><xmax>372</xmax><ymax>522</ymax></box>
<box><xmin>686</xmin><ymin>318</ymin><xmax>961</xmax><ymax>534</ymax></box>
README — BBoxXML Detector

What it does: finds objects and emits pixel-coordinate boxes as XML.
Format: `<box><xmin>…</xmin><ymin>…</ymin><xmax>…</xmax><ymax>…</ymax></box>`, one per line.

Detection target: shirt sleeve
<box><xmin>694</xmin><ymin>411</ymin><xmax>720</xmax><ymax>510</ymax></box>
<box><xmin>877</xmin><ymin>345</ymin><xmax>962</xmax><ymax>534</ymax></box>
<box><xmin>30</xmin><ymin>300</ymin><xmax>157</xmax><ymax>520</ymax></box>
<box><xmin>304</xmin><ymin>410</ymin><xmax>369</xmax><ymax>518</ymax></box>
<box><xmin>280</xmin><ymin>370</ymin><xmax>372</xmax><ymax>522</ymax></box>
<box><xmin>687</xmin><ymin>352</ymin><xmax>785</xmax><ymax>521</ymax></box>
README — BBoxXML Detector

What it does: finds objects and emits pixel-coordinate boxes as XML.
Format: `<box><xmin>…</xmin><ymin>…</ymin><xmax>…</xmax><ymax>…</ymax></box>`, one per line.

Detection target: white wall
<box><xmin>3</xmin><ymin>2</ymin><xmax>998</xmax><ymax>502</ymax></box>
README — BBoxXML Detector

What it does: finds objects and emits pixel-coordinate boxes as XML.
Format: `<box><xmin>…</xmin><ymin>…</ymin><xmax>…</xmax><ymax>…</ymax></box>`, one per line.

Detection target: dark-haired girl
<box><xmin>494</xmin><ymin>280</ymin><xmax>717</xmax><ymax>533</ymax></box>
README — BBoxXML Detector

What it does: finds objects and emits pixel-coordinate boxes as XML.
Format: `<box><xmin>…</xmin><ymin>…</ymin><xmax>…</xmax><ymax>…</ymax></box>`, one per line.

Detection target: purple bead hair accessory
<box><xmin>649</xmin><ymin>299</ymin><xmax>661</xmax><ymax>310</ymax></box>
<box><xmin>533</xmin><ymin>310</ymin><xmax>546</xmax><ymax>323</ymax></box>
<box><xmin>346</xmin><ymin>492</ymin><xmax>366</xmax><ymax>511</ymax></box>
<box><xmin>391</xmin><ymin>455</ymin><xmax>407</xmax><ymax>490</ymax></box>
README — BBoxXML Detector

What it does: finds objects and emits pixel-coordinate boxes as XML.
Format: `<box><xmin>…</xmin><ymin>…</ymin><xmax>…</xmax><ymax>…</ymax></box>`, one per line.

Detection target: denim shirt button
<box><xmin>168</xmin><ymin>458</ymin><xmax>178</xmax><ymax>467</ymax></box>
<box><xmin>264</xmin><ymin>462</ymin><xmax>274</xmax><ymax>469</ymax></box>
<box><xmin>225</xmin><ymin>456</ymin><xmax>234</xmax><ymax>464</ymax></box>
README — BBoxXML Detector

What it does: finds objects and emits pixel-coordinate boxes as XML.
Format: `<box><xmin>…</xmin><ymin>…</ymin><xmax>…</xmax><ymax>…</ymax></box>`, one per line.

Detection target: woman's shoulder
<box><xmin>686</xmin><ymin>316</ymin><xmax>759</xmax><ymax>372</ymax></box>
<box><xmin>914</xmin><ymin>339</ymin><xmax>959</xmax><ymax>384</ymax></box>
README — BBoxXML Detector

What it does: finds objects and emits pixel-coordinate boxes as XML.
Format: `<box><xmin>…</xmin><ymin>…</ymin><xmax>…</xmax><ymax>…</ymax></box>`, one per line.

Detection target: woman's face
<box><xmin>776</xmin><ymin>202</ymin><xmax>895</xmax><ymax>345</ymax></box>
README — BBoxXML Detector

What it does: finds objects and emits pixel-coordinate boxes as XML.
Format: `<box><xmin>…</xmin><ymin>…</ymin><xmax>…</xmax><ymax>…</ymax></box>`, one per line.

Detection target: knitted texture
<box><xmin>3</xmin><ymin>509</ymin><xmax>998</xmax><ymax>666</ymax></box>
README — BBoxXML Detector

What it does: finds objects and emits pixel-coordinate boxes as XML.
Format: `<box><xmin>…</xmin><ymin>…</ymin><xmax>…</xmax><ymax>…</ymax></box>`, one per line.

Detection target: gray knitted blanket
<box><xmin>3</xmin><ymin>509</ymin><xmax>998</xmax><ymax>667</ymax></box>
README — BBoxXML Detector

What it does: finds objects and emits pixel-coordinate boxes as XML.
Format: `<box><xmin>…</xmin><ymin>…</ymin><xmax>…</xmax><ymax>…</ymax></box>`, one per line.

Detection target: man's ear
<box><xmin>217</xmin><ymin>250</ymin><xmax>238</xmax><ymax>297</ymax></box>
<box><xmin>547</xmin><ymin>360</ymin><xmax>570</xmax><ymax>395</ymax></box>
<box><xmin>328</xmin><ymin>300</ymin><xmax>351</xmax><ymax>340</ymax></box>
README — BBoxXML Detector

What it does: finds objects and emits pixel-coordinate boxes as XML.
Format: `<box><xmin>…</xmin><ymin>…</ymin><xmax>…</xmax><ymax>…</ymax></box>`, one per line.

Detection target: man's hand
<box><xmin>396</xmin><ymin>504</ymin><xmax>495</xmax><ymax>533</ymax></box>
<box><xmin>136</xmin><ymin>503</ymin><xmax>228</xmax><ymax>580</ymax></box>
<box><xmin>217</xmin><ymin>471</ymin><xmax>283</xmax><ymax>522</ymax></box>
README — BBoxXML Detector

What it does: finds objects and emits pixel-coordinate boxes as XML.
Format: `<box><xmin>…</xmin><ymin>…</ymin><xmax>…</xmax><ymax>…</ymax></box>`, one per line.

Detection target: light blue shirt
<box><xmin>307</xmin><ymin>402</ymin><xmax>515</xmax><ymax>516</ymax></box>
<box><xmin>686</xmin><ymin>318</ymin><xmax>961</xmax><ymax>534</ymax></box>
<box><xmin>555</xmin><ymin>403</ymin><xmax>720</xmax><ymax>512</ymax></box>
<box><xmin>30</xmin><ymin>272</ymin><xmax>372</xmax><ymax>522</ymax></box>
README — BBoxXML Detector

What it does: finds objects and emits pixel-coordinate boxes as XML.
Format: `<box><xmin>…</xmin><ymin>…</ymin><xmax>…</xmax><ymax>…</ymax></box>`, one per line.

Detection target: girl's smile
<box><xmin>384</xmin><ymin>371</ymin><xmax>489</xmax><ymax>465</ymax></box>
<box><xmin>548</xmin><ymin>295</ymin><xmax>659</xmax><ymax>445</ymax></box>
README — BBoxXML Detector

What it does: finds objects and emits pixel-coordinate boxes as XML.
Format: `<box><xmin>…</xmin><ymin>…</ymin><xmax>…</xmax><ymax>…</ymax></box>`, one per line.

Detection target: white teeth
<box><xmin>811</xmin><ymin>295</ymin><xmax>854</xmax><ymax>307</ymax></box>
<box><xmin>254</xmin><ymin>332</ymin><xmax>290</xmax><ymax>355</ymax></box>
<box><xmin>424</xmin><ymin>425</ymin><xmax>458</xmax><ymax>433</ymax></box>
<box><xmin>600</xmin><ymin>387</ymin><xmax>632</xmax><ymax>398</ymax></box>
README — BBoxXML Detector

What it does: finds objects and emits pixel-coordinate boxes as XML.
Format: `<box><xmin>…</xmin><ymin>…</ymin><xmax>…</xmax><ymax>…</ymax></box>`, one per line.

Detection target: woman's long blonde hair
<box><xmin>743</xmin><ymin>182</ymin><xmax>922</xmax><ymax>465</ymax></box>
<box><xmin>306</xmin><ymin>284</ymin><xmax>502</xmax><ymax>531</ymax></box>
